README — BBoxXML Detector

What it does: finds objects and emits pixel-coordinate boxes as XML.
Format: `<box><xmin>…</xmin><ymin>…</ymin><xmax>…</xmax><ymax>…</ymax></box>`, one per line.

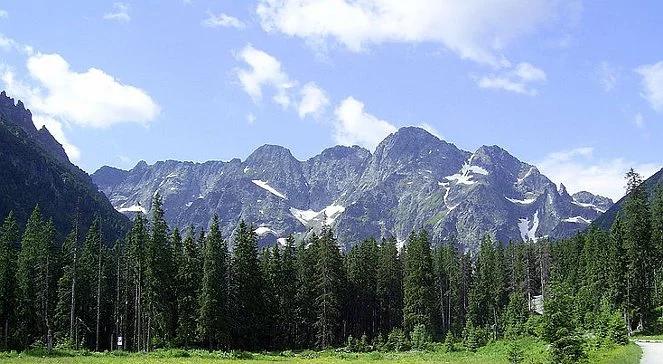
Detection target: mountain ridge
<box><xmin>92</xmin><ymin>127</ymin><xmax>612</xmax><ymax>250</ymax></box>
<box><xmin>0</xmin><ymin>91</ymin><xmax>130</xmax><ymax>242</ymax></box>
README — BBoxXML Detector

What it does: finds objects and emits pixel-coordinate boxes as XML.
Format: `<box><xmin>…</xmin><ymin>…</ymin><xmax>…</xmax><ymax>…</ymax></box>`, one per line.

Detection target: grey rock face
<box><xmin>92</xmin><ymin>127</ymin><xmax>612</xmax><ymax>250</ymax></box>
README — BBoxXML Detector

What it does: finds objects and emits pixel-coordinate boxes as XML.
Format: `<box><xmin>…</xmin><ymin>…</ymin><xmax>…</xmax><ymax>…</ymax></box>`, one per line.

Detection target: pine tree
<box><xmin>294</xmin><ymin>235</ymin><xmax>318</xmax><ymax>348</ymax></box>
<box><xmin>278</xmin><ymin>236</ymin><xmax>298</xmax><ymax>348</ymax></box>
<box><xmin>346</xmin><ymin>238</ymin><xmax>379</xmax><ymax>339</ymax></box>
<box><xmin>54</xmin><ymin>229</ymin><xmax>78</xmax><ymax>346</ymax></box>
<box><xmin>197</xmin><ymin>215</ymin><xmax>229</xmax><ymax>349</ymax></box>
<box><xmin>650</xmin><ymin>186</ymin><xmax>663</xmax><ymax>306</ymax></box>
<box><xmin>0</xmin><ymin>212</ymin><xmax>19</xmax><ymax>349</ymax></box>
<box><xmin>127</xmin><ymin>213</ymin><xmax>148</xmax><ymax>351</ymax></box>
<box><xmin>622</xmin><ymin>169</ymin><xmax>653</xmax><ymax>331</ymax></box>
<box><xmin>377</xmin><ymin>238</ymin><xmax>403</xmax><ymax>336</ymax></box>
<box><xmin>231</xmin><ymin>221</ymin><xmax>265</xmax><ymax>350</ymax></box>
<box><xmin>314</xmin><ymin>228</ymin><xmax>344</xmax><ymax>349</ymax></box>
<box><xmin>176</xmin><ymin>226</ymin><xmax>201</xmax><ymax>348</ymax></box>
<box><xmin>403</xmin><ymin>230</ymin><xmax>435</xmax><ymax>334</ymax></box>
<box><xmin>144</xmin><ymin>194</ymin><xmax>175</xmax><ymax>347</ymax></box>
<box><xmin>15</xmin><ymin>206</ymin><xmax>45</xmax><ymax>348</ymax></box>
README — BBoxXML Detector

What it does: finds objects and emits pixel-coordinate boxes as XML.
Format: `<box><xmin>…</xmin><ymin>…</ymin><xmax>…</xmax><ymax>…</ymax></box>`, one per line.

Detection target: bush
<box><xmin>385</xmin><ymin>328</ymin><xmax>410</xmax><ymax>352</ymax></box>
<box><xmin>507</xmin><ymin>342</ymin><xmax>524</xmax><ymax>364</ymax></box>
<box><xmin>358</xmin><ymin>334</ymin><xmax>370</xmax><ymax>352</ymax></box>
<box><xmin>344</xmin><ymin>335</ymin><xmax>358</xmax><ymax>352</ymax></box>
<box><xmin>410</xmin><ymin>324</ymin><xmax>431</xmax><ymax>351</ymax></box>
<box><xmin>550</xmin><ymin>332</ymin><xmax>586</xmax><ymax>364</ymax></box>
<box><xmin>443</xmin><ymin>331</ymin><xmax>455</xmax><ymax>353</ymax></box>
<box><xmin>525</xmin><ymin>314</ymin><xmax>544</xmax><ymax>338</ymax></box>
<box><xmin>463</xmin><ymin>321</ymin><xmax>479</xmax><ymax>352</ymax></box>
<box><xmin>606</xmin><ymin>312</ymin><xmax>628</xmax><ymax>345</ymax></box>
<box><xmin>373</xmin><ymin>333</ymin><xmax>385</xmax><ymax>350</ymax></box>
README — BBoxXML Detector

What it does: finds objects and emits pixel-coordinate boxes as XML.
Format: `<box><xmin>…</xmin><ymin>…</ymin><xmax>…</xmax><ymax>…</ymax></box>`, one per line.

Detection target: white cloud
<box><xmin>202</xmin><ymin>12</ymin><xmax>245</xmax><ymax>28</ymax></box>
<box><xmin>537</xmin><ymin>147</ymin><xmax>660</xmax><ymax>200</ymax></box>
<box><xmin>104</xmin><ymin>3</ymin><xmax>130</xmax><ymax>22</ymax></box>
<box><xmin>476</xmin><ymin>62</ymin><xmax>546</xmax><ymax>95</ymax></box>
<box><xmin>334</xmin><ymin>97</ymin><xmax>397</xmax><ymax>150</ymax></box>
<box><xmin>257</xmin><ymin>0</ymin><xmax>568</xmax><ymax>67</ymax></box>
<box><xmin>22</xmin><ymin>53</ymin><xmax>159</xmax><ymax>128</ymax></box>
<box><xmin>597</xmin><ymin>61</ymin><xmax>617</xmax><ymax>92</ymax></box>
<box><xmin>1</xmin><ymin>50</ymin><xmax>159</xmax><ymax>161</ymax></box>
<box><xmin>636</xmin><ymin>61</ymin><xmax>663</xmax><ymax>112</ymax></box>
<box><xmin>298</xmin><ymin>82</ymin><xmax>329</xmax><ymax>118</ymax></box>
<box><xmin>236</xmin><ymin>45</ymin><xmax>295</xmax><ymax>108</ymax></box>
<box><xmin>0</xmin><ymin>10</ymin><xmax>8</xmax><ymax>19</ymax></box>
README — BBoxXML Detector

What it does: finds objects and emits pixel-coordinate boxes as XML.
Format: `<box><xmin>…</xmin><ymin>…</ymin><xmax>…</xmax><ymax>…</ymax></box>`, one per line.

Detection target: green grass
<box><xmin>0</xmin><ymin>339</ymin><xmax>641</xmax><ymax>364</ymax></box>
<box><xmin>633</xmin><ymin>333</ymin><xmax>663</xmax><ymax>341</ymax></box>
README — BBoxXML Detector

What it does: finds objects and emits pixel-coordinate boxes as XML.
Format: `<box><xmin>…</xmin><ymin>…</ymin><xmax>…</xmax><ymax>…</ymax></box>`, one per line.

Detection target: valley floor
<box><xmin>0</xmin><ymin>339</ymin><xmax>642</xmax><ymax>364</ymax></box>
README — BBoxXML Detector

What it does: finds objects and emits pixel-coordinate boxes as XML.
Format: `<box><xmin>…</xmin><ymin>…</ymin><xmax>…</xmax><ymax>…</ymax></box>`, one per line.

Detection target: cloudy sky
<box><xmin>0</xmin><ymin>1</ymin><xmax>661</xmax><ymax>200</ymax></box>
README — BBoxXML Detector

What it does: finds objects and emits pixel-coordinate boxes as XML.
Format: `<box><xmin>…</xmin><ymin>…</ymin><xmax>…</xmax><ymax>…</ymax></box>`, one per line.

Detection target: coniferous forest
<box><xmin>0</xmin><ymin>170</ymin><xmax>661</xmax><ymax>363</ymax></box>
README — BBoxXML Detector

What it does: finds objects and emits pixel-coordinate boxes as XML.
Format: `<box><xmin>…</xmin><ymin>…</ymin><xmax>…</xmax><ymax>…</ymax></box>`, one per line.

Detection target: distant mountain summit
<box><xmin>0</xmin><ymin>91</ymin><xmax>129</xmax><ymax>241</ymax></box>
<box><xmin>93</xmin><ymin>127</ymin><xmax>612</xmax><ymax>250</ymax></box>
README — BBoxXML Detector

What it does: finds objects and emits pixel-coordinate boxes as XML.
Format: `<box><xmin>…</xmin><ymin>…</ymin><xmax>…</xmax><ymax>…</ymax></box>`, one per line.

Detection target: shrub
<box><xmin>550</xmin><ymin>332</ymin><xmax>586</xmax><ymax>364</ymax></box>
<box><xmin>358</xmin><ymin>334</ymin><xmax>370</xmax><ymax>352</ymax></box>
<box><xmin>385</xmin><ymin>328</ymin><xmax>410</xmax><ymax>352</ymax></box>
<box><xmin>410</xmin><ymin>324</ymin><xmax>431</xmax><ymax>351</ymax></box>
<box><xmin>506</xmin><ymin>342</ymin><xmax>524</xmax><ymax>364</ymax></box>
<box><xmin>443</xmin><ymin>331</ymin><xmax>455</xmax><ymax>353</ymax></box>
<box><xmin>606</xmin><ymin>312</ymin><xmax>628</xmax><ymax>345</ymax></box>
<box><xmin>344</xmin><ymin>335</ymin><xmax>357</xmax><ymax>352</ymax></box>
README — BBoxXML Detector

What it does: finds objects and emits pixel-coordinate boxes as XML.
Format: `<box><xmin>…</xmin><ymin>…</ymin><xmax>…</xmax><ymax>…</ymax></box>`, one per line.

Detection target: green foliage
<box><xmin>384</xmin><ymin>328</ymin><xmax>409</xmax><ymax>352</ymax></box>
<box><xmin>409</xmin><ymin>324</ymin><xmax>431</xmax><ymax>351</ymax></box>
<box><xmin>506</xmin><ymin>342</ymin><xmax>524</xmax><ymax>364</ymax></box>
<box><xmin>197</xmin><ymin>216</ymin><xmax>229</xmax><ymax>349</ymax></box>
<box><xmin>403</xmin><ymin>230</ymin><xmax>435</xmax><ymax>333</ymax></box>
<box><xmin>443</xmin><ymin>331</ymin><xmax>455</xmax><ymax>352</ymax></box>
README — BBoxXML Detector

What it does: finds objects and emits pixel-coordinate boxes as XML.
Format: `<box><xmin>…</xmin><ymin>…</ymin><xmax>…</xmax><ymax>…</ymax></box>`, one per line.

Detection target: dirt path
<box><xmin>636</xmin><ymin>341</ymin><xmax>663</xmax><ymax>364</ymax></box>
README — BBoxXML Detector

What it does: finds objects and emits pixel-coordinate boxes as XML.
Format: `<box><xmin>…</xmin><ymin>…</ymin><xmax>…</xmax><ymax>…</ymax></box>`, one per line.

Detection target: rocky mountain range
<box><xmin>92</xmin><ymin>127</ymin><xmax>612</xmax><ymax>251</ymax></box>
<box><xmin>0</xmin><ymin>91</ymin><xmax>129</xmax><ymax>242</ymax></box>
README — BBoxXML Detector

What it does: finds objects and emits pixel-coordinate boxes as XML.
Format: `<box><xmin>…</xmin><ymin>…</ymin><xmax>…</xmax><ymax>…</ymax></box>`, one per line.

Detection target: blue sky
<box><xmin>0</xmin><ymin>0</ymin><xmax>662</xmax><ymax>199</ymax></box>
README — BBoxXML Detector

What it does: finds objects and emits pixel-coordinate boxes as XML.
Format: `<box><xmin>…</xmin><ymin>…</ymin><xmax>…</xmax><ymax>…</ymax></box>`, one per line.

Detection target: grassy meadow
<box><xmin>0</xmin><ymin>338</ymin><xmax>642</xmax><ymax>364</ymax></box>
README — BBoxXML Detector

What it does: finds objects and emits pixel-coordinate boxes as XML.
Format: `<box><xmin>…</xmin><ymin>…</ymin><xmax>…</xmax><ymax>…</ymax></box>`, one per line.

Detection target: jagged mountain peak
<box><xmin>247</xmin><ymin>144</ymin><xmax>297</xmax><ymax>162</ymax></box>
<box><xmin>92</xmin><ymin>125</ymin><xmax>613</xmax><ymax>250</ymax></box>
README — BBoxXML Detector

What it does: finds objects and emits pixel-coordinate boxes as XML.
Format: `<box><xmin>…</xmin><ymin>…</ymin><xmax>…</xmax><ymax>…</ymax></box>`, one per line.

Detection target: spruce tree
<box><xmin>231</xmin><ymin>221</ymin><xmax>265</xmax><ymax>350</ymax></box>
<box><xmin>377</xmin><ymin>238</ymin><xmax>403</xmax><ymax>336</ymax></box>
<box><xmin>403</xmin><ymin>230</ymin><xmax>435</xmax><ymax>334</ymax></box>
<box><xmin>314</xmin><ymin>228</ymin><xmax>344</xmax><ymax>349</ymax></box>
<box><xmin>15</xmin><ymin>206</ymin><xmax>45</xmax><ymax>348</ymax></box>
<box><xmin>0</xmin><ymin>212</ymin><xmax>19</xmax><ymax>349</ymax></box>
<box><xmin>54</xmin><ymin>229</ymin><xmax>78</xmax><ymax>346</ymax></box>
<box><xmin>144</xmin><ymin>194</ymin><xmax>175</xmax><ymax>347</ymax></box>
<box><xmin>197</xmin><ymin>215</ymin><xmax>229</xmax><ymax>349</ymax></box>
<box><xmin>622</xmin><ymin>169</ymin><xmax>653</xmax><ymax>330</ymax></box>
<box><xmin>278</xmin><ymin>236</ymin><xmax>297</xmax><ymax>348</ymax></box>
<box><xmin>294</xmin><ymin>235</ymin><xmax>318</xmax><ymax>348</ymax></box>
<box><xmin>176</xmin><ymin>226</ymin><xmax>201</xmax><ymax>348</ymax></box>
<box><xmin>346</xmin><ymin>238</ymin><xmax>379</xmax><ymax>339</ymax></box>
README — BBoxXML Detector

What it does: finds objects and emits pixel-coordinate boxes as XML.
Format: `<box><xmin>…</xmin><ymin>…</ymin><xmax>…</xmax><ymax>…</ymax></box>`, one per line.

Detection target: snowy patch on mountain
<box><xmin>571</xmin><ymin>201</ymin><xmax>606</xmax><ymax>213</ymax></box>
<box><xmin>518</xmin><ymin>211</ymin><xmax>539</xmax><ymax>242</ymax></box>
<box><xmin>255</xmin><ymin>226</ymin><xmax>277</xmax><ymax>236</ymax></box>
<box><xmin>290</xmin><ymin>204</ymin><xmax>346</xmax><ymax>227</ymax></box>
<box><xmin>562</xmin><ymin>216</ymin><xmax>592</xmax><ymax>224</ymax></box>
<box><xmin>505</xmin><ymin>195</ymin><xmax>537</xmax><ymax>205</ymax></box>
<box><xmin>117</xmin><ymin>204</ymin><xmax>146</xmax><ymax>214</ymax></box>
<box><xmin>252</xmin><ymin>179</ymin><xmax>287</xmax><ymax>199</ymax></box>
